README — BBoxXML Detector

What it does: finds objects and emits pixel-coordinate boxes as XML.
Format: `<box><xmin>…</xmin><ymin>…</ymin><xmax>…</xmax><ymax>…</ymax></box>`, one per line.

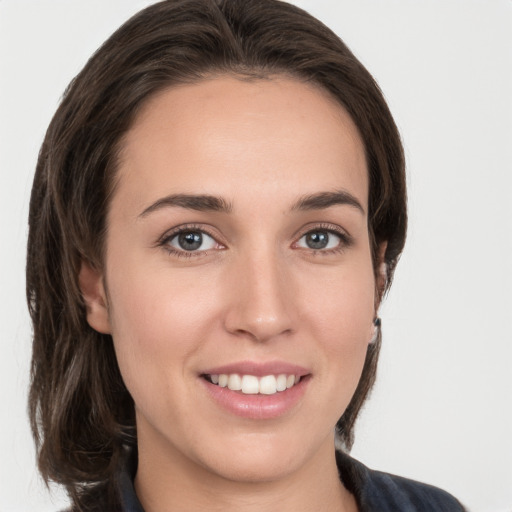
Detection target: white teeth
<box><xmin>276</xmin><ymin>374</ymin><xmax>287</xmax><ymax>392</ymax></box>
<box><xmin>228</xmin><ymin>374</ymin><xmax>242</xmax><ymax>391</ymax></box>
<box><xmin>259</xmin><ymin>375</ymin><xmax>277</xmax><ymax>395</ymax></box>
<box><xmin>208</xmin><ymin>373</ymin><xmax>303</xmax><ymax>394</ymax></box>
<box><xmin>241</xmin><ymin>375</ymin><xmax>259</xmax><ymax>394</ymax></box>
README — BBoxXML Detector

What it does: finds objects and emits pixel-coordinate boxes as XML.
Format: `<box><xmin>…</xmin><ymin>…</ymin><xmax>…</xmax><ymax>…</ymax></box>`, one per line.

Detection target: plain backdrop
<box><xmin>1</xmin><ymin>1</ymin><xmax>511</xmax><ymax>511</ymax></box>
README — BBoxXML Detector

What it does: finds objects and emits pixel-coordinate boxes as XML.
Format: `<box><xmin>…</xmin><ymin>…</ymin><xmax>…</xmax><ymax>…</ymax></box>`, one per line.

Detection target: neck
<box><xmin>134</xmin><ymin>429</ymin><xmax>357</xmax><ymax>512</ymax></box>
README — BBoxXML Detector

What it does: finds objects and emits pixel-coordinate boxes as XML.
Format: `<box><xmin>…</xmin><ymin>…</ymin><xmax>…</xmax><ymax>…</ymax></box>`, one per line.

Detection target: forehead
<box><xmin>114</xmin><ymin>75</ymin><xmax>368</xmax><ymax>215</ymax></box>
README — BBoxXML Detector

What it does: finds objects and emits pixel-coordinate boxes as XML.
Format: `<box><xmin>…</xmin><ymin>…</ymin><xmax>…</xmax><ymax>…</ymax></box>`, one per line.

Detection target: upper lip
<box><xmin>201</xmin><ymin>360</ymin><xmax>310</xmax><ymax>377</ymax></box>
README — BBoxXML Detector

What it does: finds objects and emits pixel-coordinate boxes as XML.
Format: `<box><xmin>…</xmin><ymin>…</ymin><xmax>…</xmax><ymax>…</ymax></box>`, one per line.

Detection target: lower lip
<box><xmin>201</xmin><ymin>376</ymin><xmax>310</xmax><ymax>419</ymax></box>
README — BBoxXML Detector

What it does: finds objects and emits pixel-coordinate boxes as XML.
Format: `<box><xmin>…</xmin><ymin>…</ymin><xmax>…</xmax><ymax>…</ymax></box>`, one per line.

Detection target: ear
<box><xmin>375</xmin><ymin>241</ymin><xmax>388</xmax><ymax>308</ymax></box>
<box><xmin>79</xmin><ymin>261</ymin><xmax>111</xmax><ymax>334</ymax></box>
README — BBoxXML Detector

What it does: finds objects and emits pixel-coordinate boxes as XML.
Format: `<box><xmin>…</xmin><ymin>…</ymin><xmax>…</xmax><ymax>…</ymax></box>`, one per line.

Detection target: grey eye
<box><xmin>298</xmin><ymin>230</ymin><xmax>340</xmax><ymax>250</ymax></box>
<box><xmin>169</xmin><ymin>231</ymin><xmax>217</xmax><ymax>251</ymax></box>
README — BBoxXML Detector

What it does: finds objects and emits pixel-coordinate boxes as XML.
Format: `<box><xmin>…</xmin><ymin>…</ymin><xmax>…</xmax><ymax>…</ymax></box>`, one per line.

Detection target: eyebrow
<box><xmin>291</xmin><ymin>190</ymin><xmax>365</xmax><ymax>214</ymax></box>
<box><xmin>138</xmin><ymin>189</ymin><xmax>364</xmax><ymax>218</ymax></box>
<box><xmin>139</xmin><ymin>194</ymin><xmax>233</xmax><ymax>217</ymax></box>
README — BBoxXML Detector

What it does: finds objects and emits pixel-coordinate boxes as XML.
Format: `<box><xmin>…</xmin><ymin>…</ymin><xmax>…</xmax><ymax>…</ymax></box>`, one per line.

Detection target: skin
<box><xmin>81</xmin><ymin>75</ymin><xmax>385</xmax><ymax>512</ymax></box>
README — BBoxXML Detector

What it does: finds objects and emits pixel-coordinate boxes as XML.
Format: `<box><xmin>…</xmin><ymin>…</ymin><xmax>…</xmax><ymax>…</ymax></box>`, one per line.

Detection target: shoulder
<box><xmin>364</xmin><ymin>467</ymin><xmax>466</xmax><ymax>511</ymax></box>
<box><xmin>336</xmin><ymin>450</ymin><xmax>466</xmax><ymax>512</ymax></box>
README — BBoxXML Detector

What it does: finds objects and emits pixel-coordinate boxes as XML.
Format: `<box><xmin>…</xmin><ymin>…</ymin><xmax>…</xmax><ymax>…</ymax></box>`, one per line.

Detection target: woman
<box><xmin>27</xmin><ymin>0</ymin><xmax>465</xmax><ymax>510</ymax></box>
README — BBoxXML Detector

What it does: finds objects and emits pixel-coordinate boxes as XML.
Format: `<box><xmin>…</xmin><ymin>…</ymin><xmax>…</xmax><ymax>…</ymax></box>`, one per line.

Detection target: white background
<box><xmin>1</xmin><ymin>1</ymin><xmax>511</xmax><ymax>511</ymax></box>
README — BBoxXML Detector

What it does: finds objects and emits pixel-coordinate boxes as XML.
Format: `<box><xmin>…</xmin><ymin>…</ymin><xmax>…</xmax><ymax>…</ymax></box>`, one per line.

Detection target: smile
<box><xmin>204</xmin><ymin>373</ymin><xmax>301</xmax><ymax>395</ymax></box>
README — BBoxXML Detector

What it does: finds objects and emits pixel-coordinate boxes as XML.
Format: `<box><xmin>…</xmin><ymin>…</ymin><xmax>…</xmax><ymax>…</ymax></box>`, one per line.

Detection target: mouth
<box><xmin>202</xmin><ymin>373</ymin><xmax>305</xmax><ymax>395</ymax></box>
<box><xmin>200</xmin><ymin>363</ymin><xmax>311</xmax><ymax>419</ymax></box>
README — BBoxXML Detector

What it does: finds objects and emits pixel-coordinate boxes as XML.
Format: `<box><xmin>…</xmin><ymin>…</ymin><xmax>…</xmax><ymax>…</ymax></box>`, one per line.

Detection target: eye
<box><xmin>167</xmin><ymin>230</ymin><xmax>218</xmax><ymax>252</ymax></box>
<box><xmin>296</xmin><ymin>229</ymin><xmax>343</xmax><ymax>251</ymax></box>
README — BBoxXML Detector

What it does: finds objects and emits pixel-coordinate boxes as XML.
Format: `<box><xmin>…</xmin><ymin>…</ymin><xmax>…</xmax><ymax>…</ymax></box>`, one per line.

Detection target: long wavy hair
<box><xmin>27</xmin><ymin>0</ymin><xmax>407</xmax><ymax>508</ymax></box>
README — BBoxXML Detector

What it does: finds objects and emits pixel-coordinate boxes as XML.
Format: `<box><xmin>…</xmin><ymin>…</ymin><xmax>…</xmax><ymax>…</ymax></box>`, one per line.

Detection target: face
<box><xmin>82</xmin><ymin>75</ymin><xmax>380</xmax><ymax>484</ymax></box>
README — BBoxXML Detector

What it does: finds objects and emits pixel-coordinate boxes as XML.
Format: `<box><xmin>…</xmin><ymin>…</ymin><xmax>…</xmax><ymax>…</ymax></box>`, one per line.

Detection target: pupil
<box><xmin>306</xmin><ymin>231</ymin><xmax>329</xmax><ymax>249</ymax></box>
<box><xmin>178</xmin><ymin>231</ymin><xmax>202</xmax><ymax>251</ymax></box>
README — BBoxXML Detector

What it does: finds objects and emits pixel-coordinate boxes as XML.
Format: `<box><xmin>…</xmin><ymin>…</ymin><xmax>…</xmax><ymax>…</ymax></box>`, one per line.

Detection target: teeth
<box><xmin>208</xmin><ymin>373</ymin><xmax>303</xmax><ymax>395</ymax></box>
<box><xmin>259</xmin><ymin>375</ymin><xmax>277</xmax><ymax>395</ymax></box>
<box><xmin>276</xmin><ymin>374</ymin><xmax>287</xmax><ymax>391</ymax></box>
<box><xmin>241</xmin><ymin>375</ymin><xmax>259</xmax><ymax>394</ymax></box>
<box><xmin>228</xmin><ymin>374</ymin><xmax>242</xmax><ymax>391</ymax></box>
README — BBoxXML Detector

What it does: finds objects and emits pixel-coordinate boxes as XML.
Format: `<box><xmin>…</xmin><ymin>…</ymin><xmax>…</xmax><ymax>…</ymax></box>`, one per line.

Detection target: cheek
<box><xmin>107</xmin><ymin>258</ymin><xmax>217</xmax><ymax>341</ymax></box>
<box><xmin>295</xmin><ymin>257</ymin><xmax>375</xmax><ymax>406</ymax></box>
<box><xmin>104</xmin><ymin>264</ymin><xmax>216</xmax><ymax>402</ymax></box>
<box><xmin>298</xmin><ymin>261</ymin><xmax>375</xmax><ymax>348</ymax></box>
<box><xmin>317</xmin><ymin>289</ymin><xmax>373</xmax><ymax>388</ymax></box>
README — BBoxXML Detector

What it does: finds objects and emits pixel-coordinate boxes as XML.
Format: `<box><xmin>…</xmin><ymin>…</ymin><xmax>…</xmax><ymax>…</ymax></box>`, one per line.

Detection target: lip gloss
<box><xmin>200</xmin><ymin>374</ymin><xmax>309</xmax><ymax>419</ymax></box>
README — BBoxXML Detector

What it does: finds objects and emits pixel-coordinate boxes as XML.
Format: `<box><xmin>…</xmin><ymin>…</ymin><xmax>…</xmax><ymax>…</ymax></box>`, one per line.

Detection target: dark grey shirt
<box><xmin>108</xmin><ymin>448</ymin><xmax>465</xmax><ymax>512</ymax></box>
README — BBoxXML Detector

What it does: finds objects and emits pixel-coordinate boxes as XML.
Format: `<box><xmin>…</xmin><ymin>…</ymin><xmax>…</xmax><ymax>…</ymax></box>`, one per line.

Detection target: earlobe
<box><xmin>375</xmin><ymin>241</ymin><xmax>388</xmax><ymax>306</ymax></box>
<box><xmin>78</xmin><ymin>261</ymin><xmax>111</xmax><ymax>334</ymax></box>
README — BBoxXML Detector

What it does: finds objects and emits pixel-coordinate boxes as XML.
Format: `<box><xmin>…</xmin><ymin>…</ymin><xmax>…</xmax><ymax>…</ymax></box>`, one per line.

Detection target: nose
<box><xmin>223</xmin><ymin>247</ymin><xmax>294</xmax><ymax>343</ymax></box>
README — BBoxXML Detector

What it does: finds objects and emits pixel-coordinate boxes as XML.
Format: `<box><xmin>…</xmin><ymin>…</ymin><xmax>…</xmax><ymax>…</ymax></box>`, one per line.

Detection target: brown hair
<box><xmin>27</xmin><ymin>0</ymin><xmax>406</xmax><ymax>508</ymax></box>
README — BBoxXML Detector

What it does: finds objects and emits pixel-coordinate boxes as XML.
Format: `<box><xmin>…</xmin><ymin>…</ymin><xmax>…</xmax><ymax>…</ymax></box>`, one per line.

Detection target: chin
<box><xmin>191</xmin><ymin>428</ymin><xmax>329</xmax><ymax>484</ymax></box>
<box><xmin>204</xmin><ymin>451</ymin><xmax>302</xmax><ymax>484</ymax></box>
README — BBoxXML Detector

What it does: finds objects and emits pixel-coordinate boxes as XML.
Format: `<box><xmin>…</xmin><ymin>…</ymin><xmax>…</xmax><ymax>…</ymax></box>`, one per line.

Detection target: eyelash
<box><xmin>294</xmin><ymin>223</ymin><xmax>353</xmax><ymax>255</ymax></box>
<box><xmin>158</xmin><ymin>223</ymin><xmax>352</xmax><ymax>258</ymax></box>
<box><xmin>158</xmin><ymin>224</ymin><xmax>221</xmax><ymax>259</ymax></box>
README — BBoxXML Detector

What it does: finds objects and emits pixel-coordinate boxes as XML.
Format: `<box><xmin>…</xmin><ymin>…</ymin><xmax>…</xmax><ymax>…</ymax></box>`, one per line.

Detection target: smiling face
<box><xmin>82</xmin><ymin>75</ymin><xmax>379</xmax><ymax>492</ymax></box>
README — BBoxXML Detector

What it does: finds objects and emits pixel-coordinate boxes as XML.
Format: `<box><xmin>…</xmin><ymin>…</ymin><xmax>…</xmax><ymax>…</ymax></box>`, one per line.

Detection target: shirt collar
<box><xmin>117</xmin><ymin>446</ymin><xmax>144</xmax><ymax>512</ymax></box>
